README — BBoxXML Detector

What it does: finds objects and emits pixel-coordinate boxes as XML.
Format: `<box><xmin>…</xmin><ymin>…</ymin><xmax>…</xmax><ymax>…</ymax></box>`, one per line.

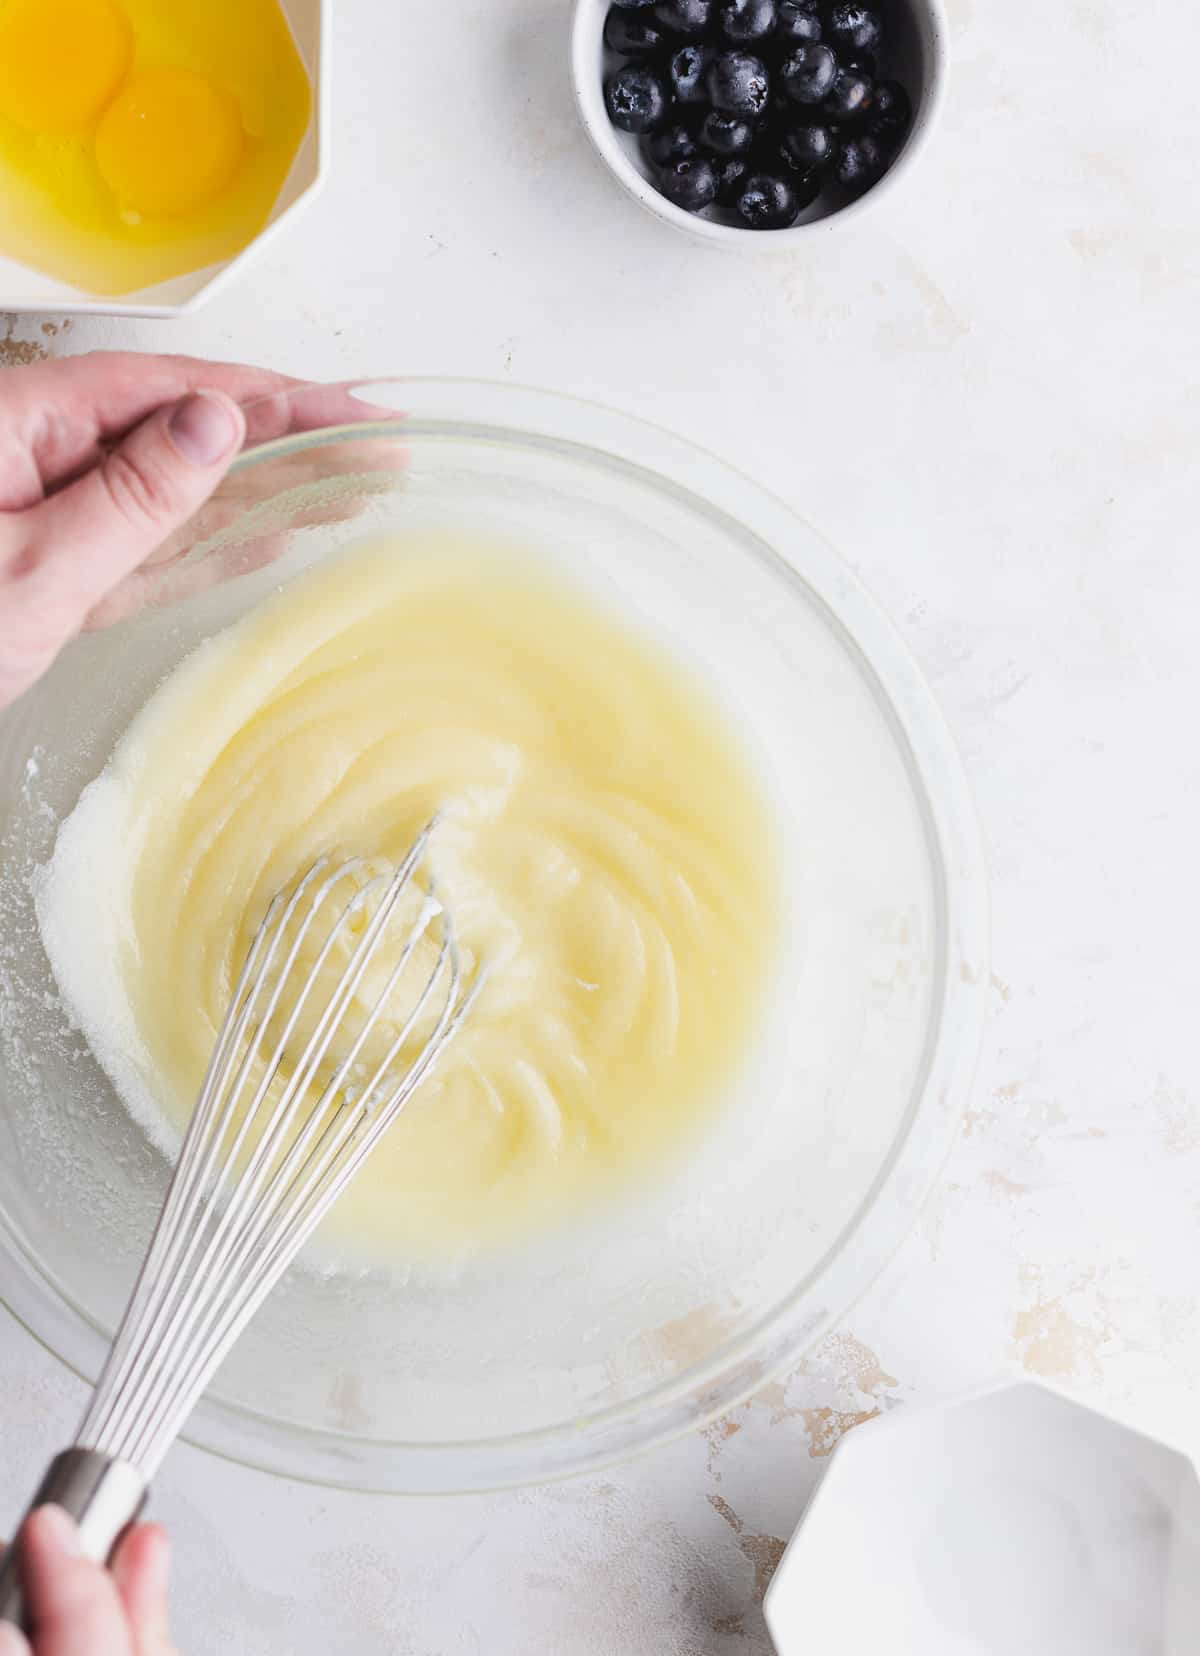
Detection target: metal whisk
<box><xmin>0</xmin><ymin>820</ymin><xmax>486</xmax><ymax>1629</ymax></box>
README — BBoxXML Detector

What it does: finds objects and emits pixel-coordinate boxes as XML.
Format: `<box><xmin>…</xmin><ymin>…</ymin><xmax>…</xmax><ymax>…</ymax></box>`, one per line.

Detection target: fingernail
<box><xmin>167</xmin><ymin>390</ymin><xmax>242</xmax><ymax>466</ymax></box>
<box><xmin>34</xmin><ymin>1504</ymin><xmax>81</xmax><ymax>1557</ymax></box>
<box><xmin>0</xmin><ymin>1622</ymin><xmax>30</xmax><ymax>1653</ymax></box>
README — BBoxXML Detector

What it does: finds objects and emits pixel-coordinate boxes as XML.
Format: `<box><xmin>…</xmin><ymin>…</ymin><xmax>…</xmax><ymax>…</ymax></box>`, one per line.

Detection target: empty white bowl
<box><xmin>570</xmin><ymin>0</ymin><xmax>948</xmax><ymax>246</ymax></box>
<box><xmin>765</xmin><ymin>1380</ymin><xmax>1200</xmax><ymax>1656</ymax></box>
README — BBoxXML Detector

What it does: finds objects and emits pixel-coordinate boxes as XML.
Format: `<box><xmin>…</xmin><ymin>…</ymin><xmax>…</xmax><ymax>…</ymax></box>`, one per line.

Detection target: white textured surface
<box><xmin>2</xmin><ymin>0</ymin><xmax>1198</xmax><ymax>1647</ymax></box>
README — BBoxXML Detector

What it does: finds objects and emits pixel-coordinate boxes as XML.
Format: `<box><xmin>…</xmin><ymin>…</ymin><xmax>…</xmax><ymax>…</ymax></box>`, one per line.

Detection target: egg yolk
<box><xmin>0</xmin><ymin>0</ymin><xmax>133</xmax><ymax>133</ymax></box>
<box><xmin>95</xmin><ymin>68</ymin><xmax>243</xmax><ymax>216</ymax></box>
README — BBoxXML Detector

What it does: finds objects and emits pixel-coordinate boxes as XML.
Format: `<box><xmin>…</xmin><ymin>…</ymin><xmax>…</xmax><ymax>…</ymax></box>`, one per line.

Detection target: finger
<box><xmin>111</xmin><ymin>1525</ymin><xmax>172</xmax><ymax>1656</ymax></box>
<box><xmin>0</xmin><ymin>1618</ymin><xmax>31</xmax><ymax>1654</ymax></box>
<box><xmin>80</xmin><ymin>430</ymin><xmax>410</xmax><ymax>632</ymax></box>
<box><xmin>17</xmin><ymin>1505</ymin><xmax>133</xmax><ymax>1656</ymax></box>
<box><xmin>102</xmin><ymin>418</ymin><xmax>409</xmax><ymax>580</ymax></box>
<box><xmin>0</xmin><ymin>356</ymin><xmax>398</xmax><ymax>510</ymax></box>
<box><xmin>6</xmin><ymin>390</ymin><xmax>245</xmax><ymax>662</ymax></box>
<box><xmin>238</xmin><ymin>382</ymin><xmax>405</xmax><ymax>450</ymax></box>
<box><xmin>3</xmin><ymin>351</ymin><xmax>298</xmax><ymax>431</ymax></box>
<box><xmin>0</xmin><ymin>354</ymin><xmax>300</xmax><ymax>507</ymax></box>
<box><xmin>82</xmin><ymin>531</ymin><xmax>293</xmax><ymax>630</ymax></box>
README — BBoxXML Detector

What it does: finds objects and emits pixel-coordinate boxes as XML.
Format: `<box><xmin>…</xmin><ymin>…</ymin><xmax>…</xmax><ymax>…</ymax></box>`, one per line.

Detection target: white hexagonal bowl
<box><xmin>0</xmin><ymin>0</ymin><xmax>328</xmax><ymax>319</ymax></box>
<box><xmin>764</xmin><ymin>1380</ymin><xmax>1200</xmax><ymax>1655</ymax></box>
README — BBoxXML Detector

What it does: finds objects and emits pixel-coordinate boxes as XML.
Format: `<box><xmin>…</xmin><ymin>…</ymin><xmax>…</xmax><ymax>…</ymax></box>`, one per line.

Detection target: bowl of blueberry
<box><xmin>571</xmin><ymin>0</ymin><xmax>946</xmax><ymax>239</ymax></box>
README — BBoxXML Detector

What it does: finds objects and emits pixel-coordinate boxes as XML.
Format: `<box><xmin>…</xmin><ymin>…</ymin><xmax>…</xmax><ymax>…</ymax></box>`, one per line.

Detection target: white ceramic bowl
<box><xmin>0</xmin><ymin>0</ymin><xmax>329</xmax><ymax>319</ymax></box>
<box><xmin>571</xmin><ymin>0</ymin><xmax>948</xmax><ymax>246</ymax></box>
<box><xmin>765</xmin><ymin>1381</ymin><xmax>1200</xmax><ymax>1656</ymax></box>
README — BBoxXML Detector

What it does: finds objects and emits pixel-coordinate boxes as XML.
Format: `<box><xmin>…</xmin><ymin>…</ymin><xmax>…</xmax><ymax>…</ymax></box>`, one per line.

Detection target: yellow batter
<box><xmin>39</xmin><ymin>537</ymin><xmax>778</xmax><ymax>1260</ymax></box>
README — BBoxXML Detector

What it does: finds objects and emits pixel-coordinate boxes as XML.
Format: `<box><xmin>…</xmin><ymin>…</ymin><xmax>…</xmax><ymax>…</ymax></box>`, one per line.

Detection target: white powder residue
<box><xmin>33</xmin><ymin>769</ymin><xmax>179</xmax><ymax>1163</ymax></box>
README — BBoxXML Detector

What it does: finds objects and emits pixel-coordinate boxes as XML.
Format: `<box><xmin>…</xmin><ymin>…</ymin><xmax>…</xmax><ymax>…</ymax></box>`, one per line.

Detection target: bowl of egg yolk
<box><xmin>0</xmin><ymin>0</ymin><xmax>325</xmax><ymax>314</ymax></box>
<box><xmin>0</xmin><ymin>380</ymin><xmax>987</xmax><ymax>1492</ymax></box>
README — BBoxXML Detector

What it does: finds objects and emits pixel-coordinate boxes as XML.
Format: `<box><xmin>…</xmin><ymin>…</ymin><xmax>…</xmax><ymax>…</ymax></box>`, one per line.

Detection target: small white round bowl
<box><xmin>570</xmin><ymin>0</ymin><xmax>948</xmax><ymax>247</ymax></box>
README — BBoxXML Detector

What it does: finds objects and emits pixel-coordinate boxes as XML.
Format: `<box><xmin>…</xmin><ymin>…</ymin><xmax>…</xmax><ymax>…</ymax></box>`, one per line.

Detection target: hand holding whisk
<box><xmin>0</xmin><ymin>820</ymin><xmax>487</xmax><ymax>1631</ymax></box>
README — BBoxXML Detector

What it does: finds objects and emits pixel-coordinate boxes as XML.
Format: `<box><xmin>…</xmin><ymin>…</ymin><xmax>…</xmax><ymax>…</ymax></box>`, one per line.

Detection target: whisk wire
<box><xmin>77</xmin><ymin>858</ymin><xmax>339</xmax><ymax>1456</ymax></box>
<box><xmin>131</xmin><ymin>930</ymin><xmax>485</xmax><ymax>1477</ymax></box>
<box><xmin>88</xmin><ymin>854</ymin><xmax>427</xmax><ymax>1464</ymax></box>
<box><xmin>76</xmin><ymin>856</ymin><xmax>340</xmax><ymax>1452</ymax></box>
<box><xmin>75</xmin><ymin>822</ymin><xmax>480</xmax><ymax>1477</ymax></box>
<box><xmin>119</xmin><ymin>894</ymin><xmax>449</xmax><ymax>1472</ymax></box>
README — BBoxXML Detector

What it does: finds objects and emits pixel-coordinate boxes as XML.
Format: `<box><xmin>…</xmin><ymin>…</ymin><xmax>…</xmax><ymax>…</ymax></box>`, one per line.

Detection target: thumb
<box><xmin>16</xmin><ymin>389</ymin><xmax>245</xmax><ymax>635</ymax></box>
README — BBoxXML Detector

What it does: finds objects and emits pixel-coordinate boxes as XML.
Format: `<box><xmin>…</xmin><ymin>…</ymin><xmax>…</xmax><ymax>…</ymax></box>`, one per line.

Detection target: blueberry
<box><xmin>843</xmin><ymin>50</ymin><xmax>876</xmax><ymax>78</ymax></box>
<box><xmin>668</xmin><ymin>43</ymin><xmax>713</xmax><ymax>103</ymax></box>
<box><xmin>653</xmin><ymin>0</ymin><xmax>713</xmax><ymax>37</ymax></box>
<box><xmin>767</xmin><ymin>79</ymin><xmax>794</xmax><ymax>120</ymax></box>
<box><xmin>707</xmin><ymin>50</ymin><xmax>771</xmax><ymax>115</ymax></box>
<box><xmin>869</xmin><ymin>79</ymin><xmax>912</xmax><ymax>141</ymax></box>
<box><xmin>789</xmin><ymin>167</ymin><xmax>822</xmax><ymax>211</ymax></box>
<box><xmin>734</xmin><ymin>170</ymin><xmax>803</xmax><ymax>227</ymax></box>
<box><xmin>610</xmin><ymin>0</ymin><xmax>654</xmax><ymax>7</ymax></box>
<box><xmin>834</xmin><ymin>131</ymin><xmax>885</xmax><ymax>189</ymax></box>
<box><xmin>779</xmin><ymin>42</ymin><xmax>837</xmax><ymax>104</ymax></box>
<box><xmin>717</xmin><ymin>0</ymin><xmax>778</xmax><ymax>44</ymax></box>
<box><xmin>659</xmin><ymin>154</ymin><xmax>719</xmax><ymax>210</ymax></box>
<box><xmin>783</xmin><ymin>165</ymin><xmax>821</xmax><ymax>210</ymax></box>
<box><xmin>700</xmin><ymin>108</ymin><xmax>757</xmax><ymax>156</ymax></box>
<box><xmin>642</xmin><ymin>119</ymin><xmax>702</xmax><ymax>168</ymax></box>
<box><xmin>604</xmin><ymin>5</ymin><xmax>667</xmax><ymax>52</ymax></box>
<box><xmin>775</xmin><ymin>0</ymin><xmax>821</xmax><ymax>44</ymax></box>
<box><xmin>604</xmin><ymin>7</ymin><xmax>666</xmax><ymax>52</ymax></box>
<box><xmin>822</xmin><ymin>65</ymin><xmax>873</xmax><ymax>119</ymax></box>
<box><xmin>824</xmin><ymin>2</ymin><xmax>882</xmax><ymax>53</ymax></box>
<box><xmin>605</xmin><ymin>64</ymin><xmax>670</xmax><ymax>133</ymax></box>
<box><xmin>713</xmin><ymin>154</ymin><xmax>752</xmax><ymax>204</ymax></box>
<box><xmin>777</xmin><ymin>119</ymin><xmax>837</xmax><ymax>173</ymax></box>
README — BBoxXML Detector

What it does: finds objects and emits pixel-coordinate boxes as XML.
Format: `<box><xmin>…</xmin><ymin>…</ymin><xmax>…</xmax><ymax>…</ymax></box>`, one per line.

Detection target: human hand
<box><xmin>83</xmin><ymin>377</ymin><xmax>407</xmax><ymax>632</ymax></box>
<box><xmin>0</xmin><ymin>1506</ymin><xmax>175</xmax><ymax>1656</ymax></box>
<box><xmin>0</xmin><ymin>352</ymin><xmax>396</xmax><ymax>712</ymax></box>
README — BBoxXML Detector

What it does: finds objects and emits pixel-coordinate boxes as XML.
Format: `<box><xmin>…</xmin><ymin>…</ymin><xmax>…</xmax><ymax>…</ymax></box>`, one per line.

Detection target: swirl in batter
<box><xmin>38</xmin><ymin>537</ymin><xmax>778</xmax><ymax>1259</ymax></box>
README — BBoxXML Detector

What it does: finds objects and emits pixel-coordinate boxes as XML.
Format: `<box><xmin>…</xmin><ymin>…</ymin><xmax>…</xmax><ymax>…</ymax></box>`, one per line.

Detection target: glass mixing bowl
<box><xmin>0</xmin><ymin>380</ymin><xmax>987</xmax><ymax>1493</ymax></box>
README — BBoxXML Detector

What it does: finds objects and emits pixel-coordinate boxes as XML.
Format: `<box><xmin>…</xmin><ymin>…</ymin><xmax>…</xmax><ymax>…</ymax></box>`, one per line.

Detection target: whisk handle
<box><xmin>0</xmin><ymin>1449</ymin><xmax>147</xmax><ymax>1631</ymax></box>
